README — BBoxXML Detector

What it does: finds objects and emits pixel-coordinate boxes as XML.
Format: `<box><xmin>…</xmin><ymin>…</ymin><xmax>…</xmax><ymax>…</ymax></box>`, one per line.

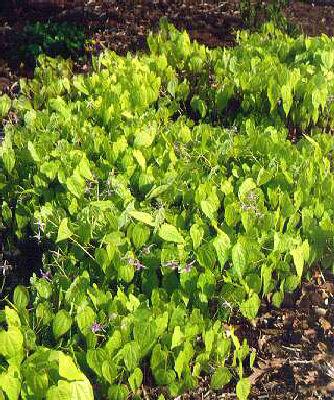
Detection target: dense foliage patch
<box><xmin>13</xmin><ymin>21</ymin><xmax>86</xmax><ymax>67</ymax></box>
<box><xmin>0</xmin><ymin>21</ymin><xmax>333</xmax><ymax>399</ymax></box>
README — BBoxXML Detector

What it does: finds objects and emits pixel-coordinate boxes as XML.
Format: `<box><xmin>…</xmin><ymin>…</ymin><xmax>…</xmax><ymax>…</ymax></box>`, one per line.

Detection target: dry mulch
<box><xmin>286</xmin><ymin>1</ymin><xmax>334</xmax><ymax>37</ymax></box>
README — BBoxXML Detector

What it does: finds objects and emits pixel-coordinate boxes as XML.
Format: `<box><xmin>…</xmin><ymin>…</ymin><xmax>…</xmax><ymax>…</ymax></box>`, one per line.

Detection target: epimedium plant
<box><xmin>3</xmin><ymin>279</ymin><xmax>253</xmax><ymax>399</ymax></box>
<box><xmin>12</xmin><ymin>20</ymin><xmax>86</xmax><ymax>68</ymax></box>
<box><xmin>0</xmin><ymin>20</ymin><xmax>334</xmax><ymax>399</ymax></box>
<box><xmin>149</xmin><ymin>20</ymin><xmax>334</xmax><ymax>133</ymax></box>
<box><xmin>239</xmin><ymin>0</ymin><xmax>298</xmax><ymax>35</ymax></box>
<box><xmin>212</xmin><ymin>23</ymin><xmax>334</xmax><ymax>133</ymax></box>
<box><xmin>0</xmin><ymin>304</ymin><xmax>94</xmax><ymax>400</ymax></box>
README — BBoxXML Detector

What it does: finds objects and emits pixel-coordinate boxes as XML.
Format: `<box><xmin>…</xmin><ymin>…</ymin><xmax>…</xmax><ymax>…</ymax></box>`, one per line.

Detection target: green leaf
<box><xmin>129</xmin><ymin>210</ymin><xmax>155</xmax><ymax>227</ymax></box>
<box><xmin>118</xmin><ymin>263</ymin><xmax>134</xmax><ymax>283</ymax></box>
<box><xmin>321</xmin><ymin>50</ymin><xmax>334</xmax><ymax>69</ymax></box>
<box><xmin>216</xmin><ymin>337</ymin><xmax>231</xmax><ymax>360</ymax></box>
<box><xmin>0</xmin><ymin>328</ymin><xmax>23</xmax><ymax>364</ymax></box>
<box><xmin>281</xmin><ymin>84</ymin><xmax>293</xmax><ymax>117</ymax></box>
<box><xmin>133</xmin><ymin>149</ymin><xmax>146</xmax><ymax>171</ymax></box>
<box><xmin>59</xmin><ymin>352</ymin><xmax>85</xmax><ymax>381</ymax></box>
<box><xmin>196</xmin><ymin>243</ymin><xmax>216</xmax><ymax>269</ymax></box>
<box><xmin>95</xmin><ymin>248</ymin><xmax>111</xmax><ymax>273</ymax></box>
<box><xmin>232</xmin><ymin>241</ymin><xmax>247</xmax><ymax>279</ymax></box>
<box><xmin>236</xmin><ymin>377</ymin><xmax>251</xmax><ymax>400</ymax></box>
<box><xmin>204</xmin><ymin>329</ymin><xmax>215</xmax><ymax>353</ymax></box>
<box><xmin>128</xmin><ymin>368</ymin><xmax>143</xmax><ymax>392</ymax></box>
<box><xmin>69</xmin><ymin>381</ymin><xmax>94</xmax><ymax>400</ymax></box>
<box><xmin>267</xmin><ymin>81</ymin><xmax>280</xmax><ymax>112</ymax></box>
<box><xmin>46</xmin><ymin>381</ymin><xmax>71</xmax><ymax>400</ymax></box>
<box><xmin>107</xmin><ymin>385</ymin><xmax>129</xmax><ymax>400</ymax></box>
<box><xmin>171</xmin><ymin>326</ymin><xmax>184</xmax><ymax>349</ymax></box>
<box><xmin>13</xmin><ymin>286</ymin><xmax>30</xmax><ymax>310</ymax></box>
<box><xmin>158</xmin><ymin>224</ymin><xmax>184</xmax><ymax>243</ymax></box>
<box><xmin>211</xmin><ymin>367</ymin><xmax>232</xmax><ymax>389</ymax></box>
<box><xmin>2</xmin><ymin>147</ymin><xmax>15</xmax><ymax>174</ymax></box>
<box><xmin>155</xmin><ymin>311</ymin><xmax>169</xmax><ymax>337</ymax></box>
<box><xmin>52</xmin><ymin>310</ymin><xmax>72</xmax><ymax>339</ymax></box>
<box><xmin>101</xmin><ymin>361</ymin><xmax>117</xmax><ymax>384</ymax></box>
<box><xmin>5</xmin><ymin>307</ymin><xmax>21</xmax><ymax>328</ymax></box>
<box><xmin>272</xmin><ymin>291</ymin><xmax>284</xmax><ymax>308</ymax></box>
<box><xmin>150</xmin><ymin>344</ymin><xmax>166</xmax><ymax>372</ymax></box>
<box><xmin>256</xmin><ymin>167</ymin><xmax>273</xmax><ymax>186</ymax></box>
<box><xmin>167</xmin><ymin>79</ymin><xmax>178</xmax><ymax>97</ymax></box>
<box><xmin>35</xmin><ymin>279</ymin><xmax>52</xmax><ymax>299</ymax></box>
<box><xmin>190</xmin><ymin>95</ymin><xmax>207</xmax><ymax>118</ymax></box>
<box><xmin>174</xmin><ymin>342</ymin><xmax>193</xmax><ymax>379</ymax></box>
<box><xmin>24</xmin><ymin>369</ymin><xmax>48</xmax><ymax>397</ymax></box>
<box><xmin>133</xmin><ymin>319</ymin><xmax>156</xmax><ymax>356</ymax></box>
<box><xmin>284</xmin><ymin>275</ymin><xmax>300</xmax><ymax>293</ymax></box>
<box><xmin>105</xmin><ymin>330</ymin><xmax>122</xmax><ymax>356</ymax></box>
<box><xmin>121</xmin><ymin>342</ymin><xmax>140</xmax><ymax>372</ymax></box>
<box><xmin>46</xmin><ymin>380</ymin><xmax>94</xmax><ymax>400</ymax></box>
<box><xmin>28</xmin><ymin>141</ymin><xmax>41</xmax><ymax>162</ymax></box>
<box><xmin>238</xmin><ymin>178</ymin><xmax>256</xmax><ymax>200</ymax></box>
<box><xmin>213</xmin><ymin>231</ymin><xmax>231</xmax><ymax>267</ymax></box>
<box><xmin>56</xmin><ymin>218</ymin><xmax>72</xmax><ymax>243</ymax></box>
<box><xmin>1</xmin><ymin>201</ymin><xmax>12</xmax><ymax>224</ymax></box>
<box><xmin>0</xmin><ymin>370</ymin><xmax>21</xmax><ymax>400</ymax></box>
<box><xmin>200</xmin><ymin>200</ymin><xmax>217</xmax><ymax>222</ymax></box>
<box><xmin>290</xmin><ymin>240</ymin><xmax>309</xmax><ymax>278</ymax></box>
<box><xmin>40</xmin><ymin>161</ymin><xmax>59</xmax><ymax>180</ymax></box>
<box><xmin>76</xmin><ymin>306</ymin><xmax>96</xmax><ymax>335</ymax></box>
<box><xmin>131</xmin><ymin>224</ymin><xmax>150</xmax><ymax>249</ymax></box>
<box><xmin>66</xmin><ymin>172</ymin><xmax>86</xmax><ymax>198</ymax></box>
<box><xmin>197</xmin><ymin>270</ymin><xmax>215</xmax><ymax>302</ymax></box>
<box><xmin>0</xmin><ymin>94</ymin><xmax>11</xmax><ymax>117</ymax></box>
<box><xmin>77</xmin><ymin>156</ymin><xmax>93</xmax><ymax>180</ymax></box>
<box><xmin>153</xmin><ymin>369</ymin><xmax>176</xmax><ymax>386</ymax></box>
<box><xmin>239</xmin><ymin>294</ymin><xmax>260</xmax><ymax>320</ymax></box>
<box><xmin>134</xmin><ymin>126</ymin><xmax>155</xmax><ymax>148</ymax></box>
<box><xmin>250</xmin><ymin>350</ymin><xmax>256</xmax><ymax>369</ymax></box>
<box><xmin>86</xmin><ymin>349</ymin><xmax>107</xmax><ymax>377</ymax></box>
<box><xmin>190</xmin><ymin>224</ymin><xmax>204</xmax><ymax>250</ymax></box>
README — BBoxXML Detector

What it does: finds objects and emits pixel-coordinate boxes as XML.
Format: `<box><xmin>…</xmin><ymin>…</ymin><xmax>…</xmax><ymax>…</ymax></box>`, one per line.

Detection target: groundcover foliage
<box><xmin>17</xmin><ymin>21</ymin><xmax>86</xmax><ymax>67</ymax></box>
<box><xmin>0</xmin><ymin>20</ymin><xmax>334</xmax><ymax>399</ymax></box>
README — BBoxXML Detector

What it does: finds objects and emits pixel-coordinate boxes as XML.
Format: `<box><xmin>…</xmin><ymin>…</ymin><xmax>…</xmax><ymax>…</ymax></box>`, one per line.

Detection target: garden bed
<box><xmin>1</xmin><ymin>2</ymin><xmax>334</xmax><ymax>400</ymax></box>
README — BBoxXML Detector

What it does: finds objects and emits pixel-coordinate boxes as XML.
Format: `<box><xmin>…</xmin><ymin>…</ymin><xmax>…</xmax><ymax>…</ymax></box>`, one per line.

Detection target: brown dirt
<box><xmin>286</xmin><ymin>1</ymin><xmax>334</xmax><ymax>37</ymax></box>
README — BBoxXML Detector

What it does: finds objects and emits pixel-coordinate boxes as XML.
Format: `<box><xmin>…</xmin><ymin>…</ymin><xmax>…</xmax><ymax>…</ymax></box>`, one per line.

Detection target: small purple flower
<box><xmin>40</xmin><ymin>269</ymin><xmax>52</xmax><ymax>281</ymax></box>
<box><xmin>91</xmin><ymin>322</ymin><xmax>103</xmax><ymax>333</ymax></box>
<box><xmin>141</xmin><ymin>244</ymin><xmax>155</xmax><ymax>255</ymax></box>
<box><xmin>125</xmin><ymin>256</ymin><xmax>145</xmax><ymax>271</ymax></box>
<box><xmin>184</xmin><ymin>260</ymin><xmax>196</xmax><ymax>273</ymax></box>
<box><xmin>133</xmin><ymin>259</ymin><xmax>145</xmax><ymax>271</ymax></box>
<box><xmin>162</xmin><ymin>260</ymin><xmax>180</xmax><ymax>270</ymax></box>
